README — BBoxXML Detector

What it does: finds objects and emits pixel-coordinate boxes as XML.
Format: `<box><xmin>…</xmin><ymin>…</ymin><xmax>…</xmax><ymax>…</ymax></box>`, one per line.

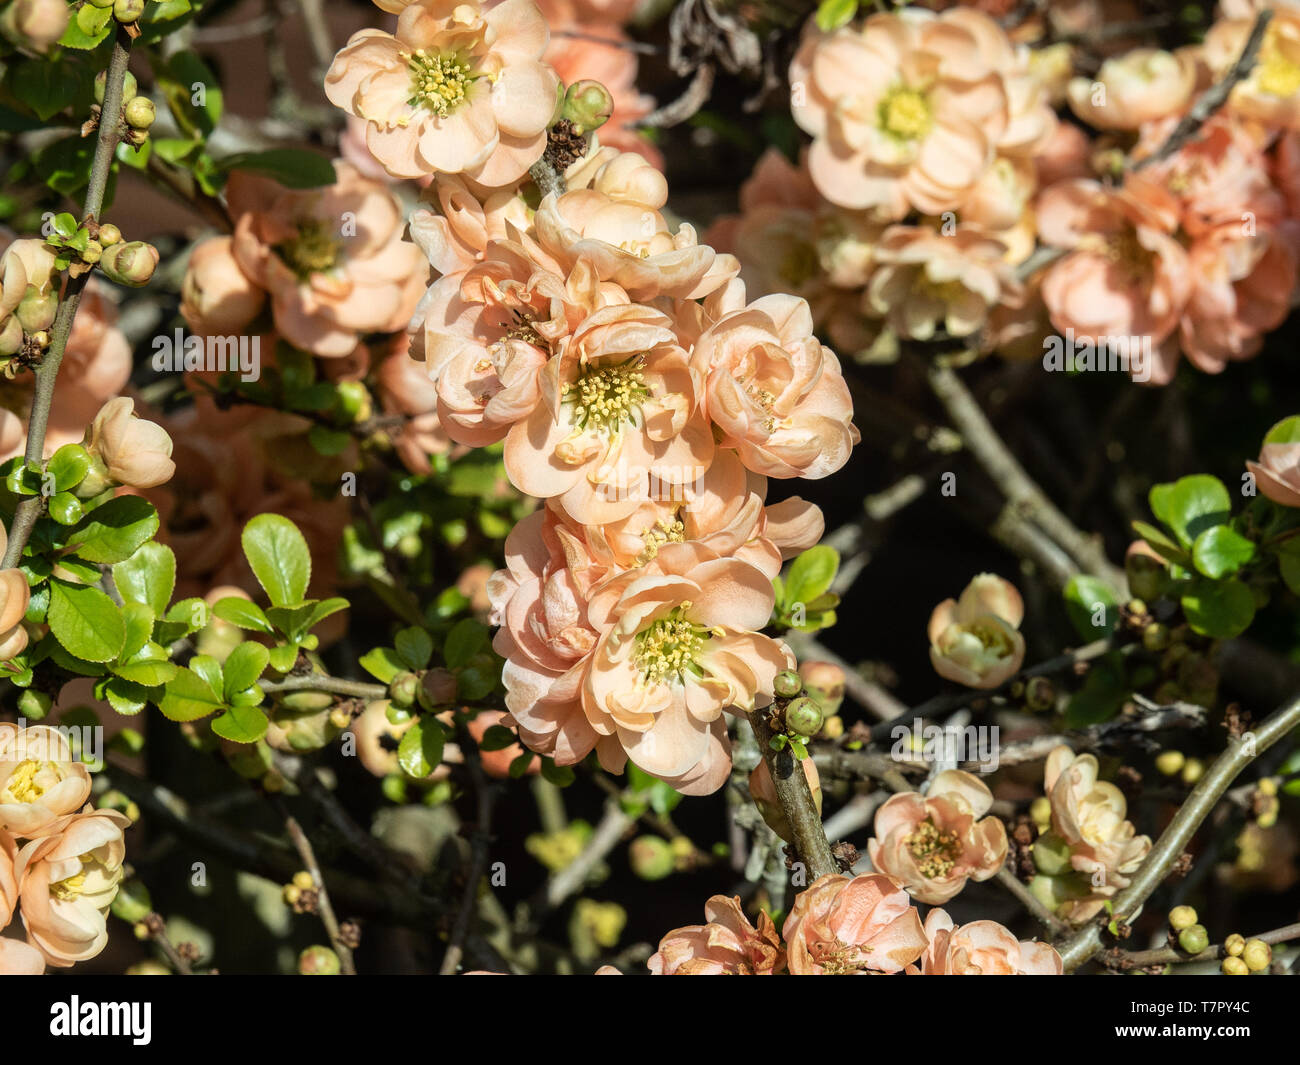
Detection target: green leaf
<box><xmin>61</xmin><ymin>2</ymin><xmax>114</xmax><ymax>48</ymax></box>
<box><xmin>1064</xmin><ymin>575</ymin><xmax>1120</xmax><ymax>640</ymax></box>
<box><xmin>1182</xmin><ymin>579</ymin><xmax>1256</xmax><ymax>639</ymax></box>
<box><xmin>111</xmin><ymin>658</ymin><xmax>178</xmax><ymax>687</ymax></box>
<box><xmin>11</xmin><ymin>59</ymin><xmax>77</xmax><ymax>120</ymax></box>
<box><xmin>265</xmin><ymin>597</ymin><xmax>349</xmax><ymax>641</ymax></box>
<box><xmin>154</xmin><ymin>597</ymin><xmax>208</xmax><ymax>644</ymax></box>
<box><xmin>112</xmin><ymin>542</ymin><xmax>176</xmax><ymax>616</ymax></box>
<box><xmin>1131</xmin><ymin>520</ymin><xmax>1191</xmax><ymax>565</ymax></box>
<box><xmin>241</xmin><ymin>514</ymin><xmax>311</xmax><ymax>607</ymax></box>
<box><xmin>815</xmin><ymin>0</ymin><xmax>858</xmax><ymax>32</ymax></box>
<box><xmin>211</xmin><ymin>704</ymin><xmax>268</xmax><ymax>744</ymax></box>
<box><xmin>1192</xmin><ymin>525</ymin><xmax>1256</xmax><ymax>579</ymax></box>
<box><xmin>1280</xmin><ymin>551</ymin><xmax>1300</xmax><ymax>595</ymax></box>
<box><xmin>64</xmin><ymin>496</ymin><xmax>160</xmax><ymax>564</ymax></box>
<box><xmin>159</xmin><ymin>667</ymin><xmax>226</xmax><ymax>722</ymax></box>
<box><xmin>540</xmin><ymin>760</ymin><xmax>574</xmax><ymax>787</ymax></box>
<box><xmin>394</xmin><ymin>626</ymin><xmax>434</xmax><ymax>670</ymax></box>
<box><xmin>508</xmin><ymin>751</ymin><xmax>535</xmax><ymax>778</ymax></box>
<box><xmin>360</xmin><ymin>646</ymin><xmax>403</xmax><ymax>683</ymax></box>
<box><xmin>51</xmin><ymin>556</ymin><xmax>101</xmax><ymax>585</ymax></box>
<box><xmin>1150</xmin><ymin>475</ymin><xmax>1231</xmax><ymax>549</ymax></box>
<box><xmin>218</xmin><ymin>149</ymin><xmax>337</xmax><ymax>189</ymax></box>
<box><xmin>1262</xmin><ymin>415</ymin><xmax>1300</xmax><ymax>446</ymax></box>
<box><xmin>397</xmin><ymin>720</ymin><xmax>445</xmax><ymax>778</ymax></box>
<box><xmin>190</xmin><ymin>654</ymin><xmax>224</xmax><ymax>695</ymax></box>
<box><xmin>47</xmin><ymin>493</ymin><xmax>84</xmax><ymax>526</ymax></box>
<box><xmin>223</xmin><ymin>642</ymin><xmax>270</xmax><ymax>700</ymax></box>
<box><xmin>103</xmin><ymin>677</ymin><xmax>152</xmax><ymax>716</ymax></box>
<box><xmin>47</xmin><ymin>444</ymin><xmax>91</xmax><ymax>493</ymax></box>
<box><xmin>159</xmin><ymin>50</ymin><xmax>223</xmax><ymax>140</ymax></box>
<box><xmin>46</xmin><ymin>580</ymin><xmax>125</xmax><ymax>663</ymax></box>
<box><xmin>118</xmin><ymin>601</ymin><xmax>155</xmax><ymax>661</ymax></box>
<box><xmin>784</xmin><ymin>546</ymin><xmax>840</xmax><ymax>609</ymax></box>
<box><xmin>268</xmin><ymin>642</ymin><xmax>300</xmax><ymax>673</ymax></box>
<box><xmin>212</xmin><ymin>596</ymin><xmax>274</xmax><ymax>633</ymax></box>
<box><xmin>477</xmin><ymin>724</ymin><xmax>517</xmax><ymax>752</ymax></box>
<box><xmin>443</xmin><ymin>618</ymin><xmax>487</xmax><ymax>669</ymax></box>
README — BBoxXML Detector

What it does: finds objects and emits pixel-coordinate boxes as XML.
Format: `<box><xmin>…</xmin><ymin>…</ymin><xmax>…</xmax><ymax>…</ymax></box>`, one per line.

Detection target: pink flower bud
<box><xmin>84</xmin><ymin>397</ymin><xmax>175</xmax><ymax>490</ymax></box>
<box><xmin>99</xmin><ymin>241</ymin><xmax>159</xmax><ymax>287</ymax></box>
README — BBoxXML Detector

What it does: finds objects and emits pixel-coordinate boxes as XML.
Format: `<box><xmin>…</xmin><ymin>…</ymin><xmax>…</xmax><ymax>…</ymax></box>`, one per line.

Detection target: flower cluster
<box><xmin>649</xmin><ymin>873</ymin><xmax>1063</xmax><ymax>975</ymax></box>
<box><xmin>0</xmin><ymin>723</ymin><xmax>130</xmax><ymax>973</ymax></box>
<box><xmin>708</xmin><ymin>3</ymin><xmax>1300</xmax><ymax>382</ymax></box>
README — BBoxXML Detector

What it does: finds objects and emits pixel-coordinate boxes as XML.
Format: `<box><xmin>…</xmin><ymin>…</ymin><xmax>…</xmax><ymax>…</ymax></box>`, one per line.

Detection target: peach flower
<box><xmin>408</xmin><ymin>173</ymin><xmax>530</xmax><ymax>278</ymax></box>
<box><xmin>229</xmin><ymin>163</ymin><xmax>428</xmax><ymax>357</ymax></box>
<box><xmin>648</xmin><ymin>895</ymin><xmax>785</xmax><ymax>974</ymax></box>
<box><xmin>15</xmin><ymin>808</ymin><xmax>130</xmax><ymax>967</ymax></box>
<box><xmin>84</xmin><ymin>397</ymin><xmax>176</xmax><ymax>491</ymax></box>
<box><xmin>693</xmin><ymin>294</ymin><xmax>858</xmax><ymax>480</ymax></box>
<box><xmin>1207</xmin><ymin>12</ymin><xmax>1300</xmax><ymax>132</ymax></box>
<box><xmin>914</xmin><ymin>908</ymin><xmax>1063</xmax><ymax>974</ymax></box>
<box><xmin>1067</xmin><ymin>49</ymin><xmax>1197</xmax><ymax>130</ymax></box>
<box><xmin>1041</xmin><ymin>746</ymin><xmax>1151</xmax><ymax>920</ymax></box>
<box><xmin>0</xmin><ymin>725</ymin><xmax>91</xmax><ymax>838</ymax></box>
<box><xmin>180</xmin><ymin>235</ymin><xmax>267</xmax><ymax>336</ymax></box>
<box><xmin>782</xmin><ymin>873</ymin><xmax>928</xmax><ymax>975</ymax></box>
<box><xmin>867</xmin><ymin>225</ymin><xmax>1021</xmax><ymax>340</ymax></box>
<box><xmin>0</xmin><ymin>531</ymin><xmax>29</xmax><ymax>661</ymax></box>
<box><xmin>1037</xmin><ymin>178</ymin><xmax>1191</xmax><ymax>357</ymax></box>
<box><xmin>928</xmin><ymin>573</ymin><xmax>1025</xmax><ymax>689</ymax></box>
<box><xmin>1</xmin><ymin>828</ymin><xmax>17</xmax><ymax>924</ymax></box>
<box><xmin>503</xmin><ymin>303</ymin><xmax>715</xmax><ymax>523</ymax></box>
<box><xmin>324</xmin><ymin>0</ymin><xmax>559</xmax><ymax>184</ymax></box>
<box><xmin>1246</xmin><ymin>416</ymin><xmax>1300</xmax><ymax>507</ymax></box>
<box><xmin>535</xmin><ymin>148</ymin><xmax>737</xmax><ymax>300</ymax></box>
<box><xmin>0</xmin><ymin>936</ymin><xmax>43</xmax><ymax>975</ymax></box>
<box><xmin>789</xmin><ymin>9</ymin><xmax>1052</xmax><ymax>216</ymax></box>
<box><xmin>868</xmin><ymin>769</ymin><xmax>1008</xmax><ymax>904</ymax></box>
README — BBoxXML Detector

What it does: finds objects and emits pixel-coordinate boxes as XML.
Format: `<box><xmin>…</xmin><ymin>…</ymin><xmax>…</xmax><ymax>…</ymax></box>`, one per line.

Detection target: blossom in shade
<box><xmin>913</xmin><ymin>908</ymin><xmax>1063</xmax><ymax>974</ymax></box>
<box><xmin>648</xmin><ymin>895</ymin><xmax>785</xmax><ymax>974</ymax></box>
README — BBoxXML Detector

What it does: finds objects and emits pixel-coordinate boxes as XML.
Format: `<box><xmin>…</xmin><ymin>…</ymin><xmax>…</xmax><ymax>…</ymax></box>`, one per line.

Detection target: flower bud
<box><xmin>1025</xmin><ymin>675</ymin><xmax>1056</xmax><ymax>712</ymax></box>
<box><xmin>1177</xmin><ymin>924</ymin><xmax>1209</xmax><ymax>955</ymax></box>
<box><xmin>110</xmin><ymin>880</ymin><xmax>153</xmax><ymax>924</ymax></box>
<box><xmin>97</xmin><ymin>223</ymin><xmax>122</xmax><ymax>246</ymax></box>
<box><xmin>1029</xmin><ymin>795</ymin><xmax>1052</xmax><ymax>828</ymax></box>
<box><xmin>1126</xmin><ymin>551</ymin><xmax>1167</xmax><ymax>601</ymax></box>
<box><xmin>1181</xmin><ymin>758</ymin><xmax>1205</xmax><ymax>786</ymax></box>
<box><xmin>799</xmin><ymin>660</ymin><xmax>845</xmax><ymax>715</ymax></box>
<box><xmin>83</xmin><ymin>397</ymin><xmax>175</xmax><ymax>489</ymax></box>
<box><xmin>773</xmin><ymin>669</ymin><xmax>802</xmax><ymax>698</ymax></box>
<box><xmin>418</xmin><ymin>667</ymin><xmax>457</xmax><ymax>709</ymax></box>
<box><xmin>99</xmin><ymin>240</ymin><xmax>159</xmax><ymax>287</ymax></box>
<box><xmin>292</xmin><ymin>870</ymin><xmax>315</xmax><ymax>891</ymax></box>
<box><xmin>124</xmin><ymin>96</ymin><xmax>156</xmax><ymax>130</ymax></box>
<box><xmin>17</xmin><ymin>688</ymin><xmax>52</xmax><ymax>720</ymax></box>
<box><xmin>1168</xmin><ymin>905</ymin><xmax>1198</xmax><ymax>931</ymax></box>
<box><xmin>819</xmin><ymin>714</ymin><xmax>843</xmax><ymax>740</ymax></box>
<box><xmin>0</xmin><ymin>316</ymin><xmax>23</xmax><ymax>358</ymax></box>
<box><xmin>559</xmin><ymin>80</ymin><xmax>614</xmax><ymax>134</ymax></box>
<box><xmin>81</xmin><ymin>240</ymin><xmax>103</xmax><ymax>265</ymax></box>
<box><xmin>298</xmin><ymin>945</ymin><xmax>341</xmax><ymax>975</ymax></box>
<box><xmin>1155</xmin><ymin>750</ymin><xmax>1185</xmax><ymax>777</ymax></box>
<box><xmin>1242</xmin><ymin>939</ymin><xmax>1271</xmax><ymax>972</ymax></box>
<box><xmin>784</xmin><ymin>696</ymin><xmax>823</xmax><ymax>737</ymax></box>
<box><xmin>94</xmin><ymin>70</ymin><xmax>138</xmax><ymax>106</ymax></box>
<box><xmin>2</xmin><ymin>0</ymin><xmax>71</xmax><ymax>52</ymax></box>
<box><xmin>1142</xmin><ymin>622</ymin><xmax>1170</xmax><ymax>652</ymax></box>
<box><xmin>15</xmin><ymin>283</ymin><xmax>57</xmax><ymax>333</ymax></box>
<box><xmin>1032</xmin><ymin>831</ymin><xmax>1073</xmax><ymax>876</ymax></box>
<box><xmin>1221</xmin><ymin>956</ymin><xmax>1249</xmax><ymax>975</ymax></box>
<box><xmin>1223</xmin><ymin>932</ymin><xmax>1245</xmax><ymax>956</ymax></box>
<box><xmin>113</xmin><ymin>0</ymin><xmax>146</xmax><ymax>22</ymax></box>
<box><xmin>628</xmin><ymin>836</ymin><xmax>674</xmax><ymax>881</ymax></box>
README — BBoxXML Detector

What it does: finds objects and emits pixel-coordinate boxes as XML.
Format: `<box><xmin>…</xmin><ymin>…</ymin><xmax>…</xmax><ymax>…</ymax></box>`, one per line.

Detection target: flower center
<box><xmin>634</xmin><ymin>607</ymin><xmax>709</xmax><ymax>685</ymax></box>
<box><xmin>405</xmin><ymin>49</ymin><xmax>477</xmax><ymax>117</ymax></box>
<box><xmin>1</xmin><ymin>759</ymin><xmax>55</xmax><ymax>804</ymax></box>
<box><xmin>276</xmin><ymin>218</ymin><xmax>342</xmax><ymax>279</ymax></box>
<box><xmin>561</xmin><ymin>357</ymin><xmax>648</xmax><ymax>435</ymax></box>
<box><xmin>879</xmin><ymin>86</ymin><xmax>933</xmax><ymax>141</ymax></box>
<box><xmin>50</xmin><ymin>866</ymin><xmax>88</xmax><ymax>902</ymax></box>
<box><xmin>1257</xmin><ymin>33</ymin><xmax>1300</xmax><ymax>98</ymax></box>
<box><xmin>810</xmin><ymin>939</ymin><xmax>874</xmax><ymax>975</ymax></box>
<box><xmin>905</xmin><ymin>818</ymin><xmax>961</xmax><ymax>879</ymax></box>
<box><xmin>636</xmin><ymin>515</ymin><xmax>686</xmax><ymax>565</ymax></box>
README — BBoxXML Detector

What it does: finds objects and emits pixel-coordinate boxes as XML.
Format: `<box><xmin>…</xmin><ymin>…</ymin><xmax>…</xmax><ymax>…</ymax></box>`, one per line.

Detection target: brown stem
<box><xmin>749</xmin><ymin>708</ymin><xmax>839</xmax><ymax>881</ymax></box>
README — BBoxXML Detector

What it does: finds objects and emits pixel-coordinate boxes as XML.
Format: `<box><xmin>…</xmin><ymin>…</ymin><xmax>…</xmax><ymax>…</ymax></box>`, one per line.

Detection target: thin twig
<box><xmin>749</xmin><ymin>709</ymin><xmax>839</xmax><ymax>880</ymax></box>
<box><xmin>994</xmin><ymin>866</ymin><xmax>1069</xmax><ymax>939</ymax></box>
<box><xmin>261</xmin><ymin>675</ymin><xmax>388</xmax><ymax>699</ymax></box>
<box><xmin>280</xmin><ymin>807</ymin><xmax>357</xmax><ymax>975</ymax></box>
<box><xmin>1108</xmin><ymin>922</ymin><xmax>1300</xmax><ymax>968</ymax></box>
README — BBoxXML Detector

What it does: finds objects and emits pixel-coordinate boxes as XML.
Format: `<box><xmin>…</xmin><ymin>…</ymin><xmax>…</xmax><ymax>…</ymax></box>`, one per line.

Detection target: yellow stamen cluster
<box><xmin>50</xmin><ymin>867</ymin><xmax>88</xmax><ymax>902</ymax></box>
<box><xmin>905</xmin><ymin>818</ymin><xmax>961</xmax><ymax>879</ymax></box>
<box><xmin>405</xmin><ymin>48</ymin><xmax>475</xmax><ymax>117</ymax></box>
<box><xmin>635</xmin><ymin>607</ymin><xmax>707</xmax><ymax>685</ymax></box>
<box><xmin>1257</xmin><ymin>34</ymin><xmax>1300</xmax><ymax>98</ymax></box>
<box><xmin>879</xmin><ymin>86</ymin><xmax>933</xmax><ymax>141</ymax></box>
<box><xmin>276</xmin><ymin>218</ymin><xmax>343</xmax><ymax>279</ymax></box>
<box><xmin>636</xmin><ymin>516</ymin><xmax>687</xmax><ymax>565</ymax></box>
<box><xmin>561</xmin><ymin>357</ymin><xmax>648</xmax><ymax>435</ymax></box>
<box><xmin>1</xmin><ymin>759</ymin><xmax>53</xmax><ymax>804</ymax></box>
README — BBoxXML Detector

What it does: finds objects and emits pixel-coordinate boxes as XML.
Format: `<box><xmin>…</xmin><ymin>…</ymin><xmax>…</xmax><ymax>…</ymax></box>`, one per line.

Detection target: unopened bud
<box><xmin>292</xmin><ymin>870</ymin><xmax>315</xmax><ymax>891</ymax></box>
<box><xmin>1142</xmin><ymin>622</ymin><xmax>1170</xmax><ymax>652</ymax></box>
<box><xmin>124</xmin><ymin>97</ymin><xmax>156</xmax><ymax>130</ymax></box>
<box><xmin>1221</xmin><ymin>955</ymin><xmax>1249</xmax><ymax>975</ymax></box>
<box><xmin>419</xmin><ymin>667</ymin><xmax>457</xmax><ymax>709</ymax></box>
<box><xmin>1168</xmin><ymin>905</ymin><xmax>1198</xmax><ymax>931</ymax></box>
<box><xmin>94</xmin><ymin>69</ymin><xmax>138</xmax><ymax>106</ymax></box>
<box><xmin>628</xmin><ymin>836</ymin><xmax>674</xmax><ymax>880</ymax></box>
<box><xmin>4</xmin><ymin>0</ymin><xmax>70</xmax><ymax>52</ymax></box>
<box><xmin>1177</xmin><ymin>924</ymin><xmax>1209</xmax><ymax>955</ymax></box>
<box><xmin>773</xmin><ymin>669</ymin><xmax>802</xmax><ymax>698</ymax></box>
<box><xmin>559</xmin><ymin>80</ymin><xmax>614</xmax><ymax>134</ymax></box>
<box><xmin>298</xmin><ymin>945</ymin><xmax>341</xmax><ymax>975</ymax></box>
<box><xmin>1126</xmin><ymin>552</ymin><xmax>1167</xmax><ymax>601</ymax></box>
<box><xmin>1181</xmin><ymin>758</ymin><xmax>1205</xmax><ymax>786</ymax></box>
<box><xmin>17</xmin><ymin>688</ymin><xmax>52</xmax><ymax>721</ymax></box>
<box><xmin>1025</xmin><ymin>675</ymin><xmax>1056</xmax><ymax>712</ymax></box>
<box><xmin>16</xmin><ymin>287</ymin><xmax>57</xmax><ymax>333</ymax></box>
<box><xmin>1224</xmin><ymin>933</ymin><xmax>1245</xmax><ymax>956</ymax></box>
<box><xmin>1155</xmin><ymin>750</ymin><xmax>1185</xmax><ymax>777</ymax></box>
<box><xmin>784</xmin><ymin>696</ymin><xmax>823</xmax><ymax>737</ymax></box>
<box><xmin>82</xmin><ymin>240</ymin><xmax>103</xmax><ymax>265</ymax></box>
<box><xmin>97</xmin><ymin>223</ymin><xmax>122</xmax><ymax>246</ymax></box>
<box><xmin>1029</xmin><ymin>795</ymin><xmax>1052</xmax><ymax>828</ymax></box>
<box><xmin>1242</xmin><ymin>939</ymin><xmax>1271</xmax><ymax>972</ymax></box>
<box><xmin>113</xmin><ymin>0</ymin><xmax>146</xmax><ymax>23</ymax></box>
<box><xmin>99</xmin><ymin>241</ymin><xmax>158</xmax><ymax>286</ymax></box>
<box><xmin>799</xmin><ymin>660</ymin><xmax>844</xmax><ymax>715</ymax></box>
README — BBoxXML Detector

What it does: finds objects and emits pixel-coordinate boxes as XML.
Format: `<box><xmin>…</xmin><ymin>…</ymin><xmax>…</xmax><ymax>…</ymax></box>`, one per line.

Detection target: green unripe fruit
<box><xmin>784</xmin><ymin>696</ymin><xmax>823</xmax><ymax>737</ymax></box>
<box><xmin>1168</xmin><ymin>905</ymin><xmax>1198</xmax><ymax>931</ymax></box>
<box><xmin>298</xmin><ymin>945</ymin><xmax>341</xmax><ymax>975</ymax></box>
<box><xmin>773</xmin><ymin>669</ymin><xmax>802</xmax><ymax>698</ymax></box>
<box><xmin>628</xmin><ymin>835</ymin><xmax>674</xmax><ymax>881</ymax></box>
<box><xmin>113</xmin><ymin>0</ymin><xmax>146</xmax><ymax>23</ymax></box>
<box><xmin>124</xmin><ymin>96</ymin><xmax>156</xmax><ymax>130</ymax></box>
<box><xmin>1242</xmin><ymin>939</ymin><xmax>1271</xmax><ymax>972</ymax></box>
<box><xmin>1178</xmin><ymin>924</ymin><xmax>1209</xmax><ymax>955</ymax></box>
